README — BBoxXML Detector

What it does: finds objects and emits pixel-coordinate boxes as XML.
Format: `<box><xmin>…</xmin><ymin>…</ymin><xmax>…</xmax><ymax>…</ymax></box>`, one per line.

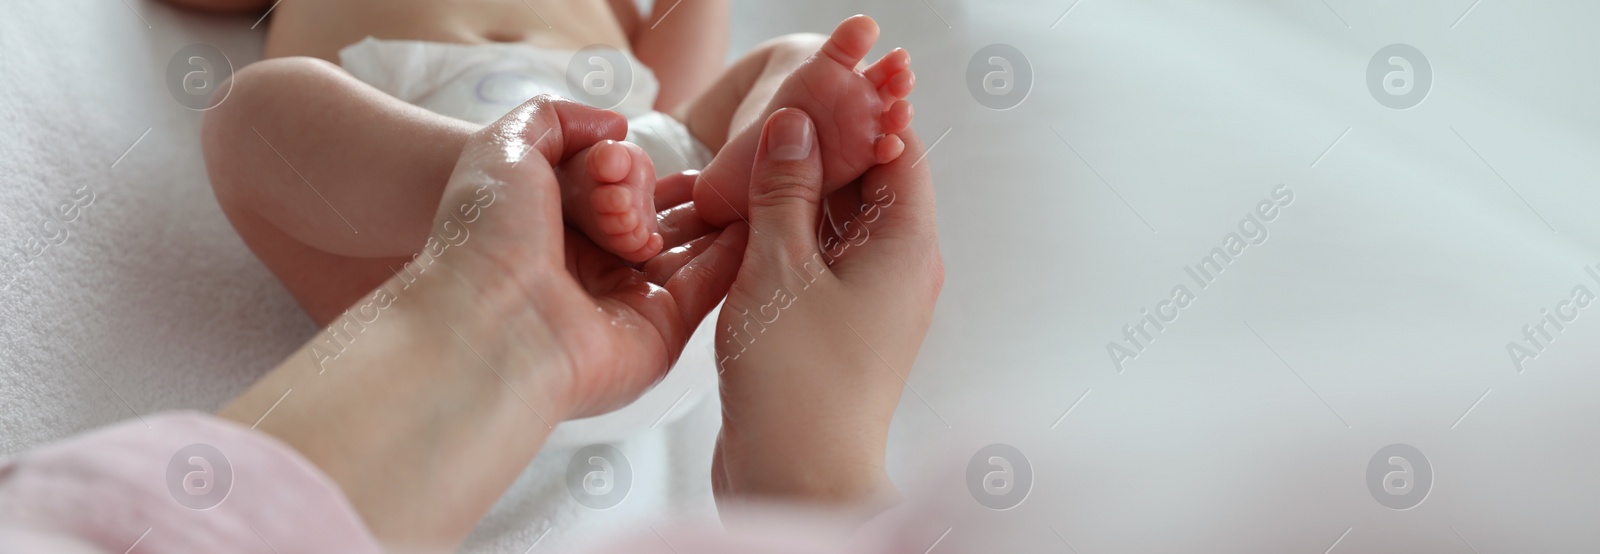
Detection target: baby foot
<box><xmin>694</xmin><ymin>15</ymin><xmax>916</xmax><ymax>226</ymax></box>
<box><xmin>558</xmin><ymin>140</ymin><xmax>664</xmax><ymax>262</ymax></box>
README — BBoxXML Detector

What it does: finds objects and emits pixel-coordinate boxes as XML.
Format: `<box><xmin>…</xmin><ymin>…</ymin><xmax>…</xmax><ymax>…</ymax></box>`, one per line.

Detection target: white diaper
<box><xmin>339</xmin><ymin>37</ymin><xmax>717</xmax><ymax>448</ymax></box>
<box><xmin>339</xmin><ymin>37</ymin><xmax>713</xmax><ymax>176</ymax></box>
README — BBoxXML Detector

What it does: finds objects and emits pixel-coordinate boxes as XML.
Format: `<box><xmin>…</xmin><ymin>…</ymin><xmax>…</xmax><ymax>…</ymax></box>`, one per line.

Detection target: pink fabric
<box><xmin>0</xmin><ymin>412</ymin><xmax>927</xmax><ymax>554</ymax></box>
<box><xmin>0</xmin><ymin>412</ymin><xmax>382</xmax><ymax>554</ymax></box>
<box><xmin>586</xmin><ymin>506</ymin><xmax>929</xmax><ymax>554</ymax></box>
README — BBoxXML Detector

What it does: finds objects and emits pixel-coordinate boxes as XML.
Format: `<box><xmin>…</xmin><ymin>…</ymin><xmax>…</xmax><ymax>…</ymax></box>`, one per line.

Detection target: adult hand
<box><xmin>427</xmin><ymin>96</ymin><xmax>749</xmax><ymax>418</ymax></box>
<box><xmin>708</xmin><ymin>108</ymin><xmax>943</xmax><ymax>511</ymax></box>
<box><xmin>221</xmin><ymin>95</ymin><xmax>746</xmax><ymax>550</ymax></box>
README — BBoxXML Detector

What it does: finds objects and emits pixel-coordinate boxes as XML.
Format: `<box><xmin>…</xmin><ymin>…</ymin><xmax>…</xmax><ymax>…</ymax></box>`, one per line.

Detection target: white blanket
<box><xmin>3</xmin><ymin>0</ymin><xmax>1599</xmax><ymax>552</ymax></box>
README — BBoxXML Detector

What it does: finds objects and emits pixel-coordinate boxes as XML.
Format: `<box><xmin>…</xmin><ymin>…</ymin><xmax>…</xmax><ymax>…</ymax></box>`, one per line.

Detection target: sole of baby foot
<box><xmin>693</xmin><ymin>14</ymin><xmax>918</xmax><ymax>227</ymax></box>
<box><xmin>559</xmin><ymin>140</ymin><xmax>663</xmax><ymax>262</ymax></box>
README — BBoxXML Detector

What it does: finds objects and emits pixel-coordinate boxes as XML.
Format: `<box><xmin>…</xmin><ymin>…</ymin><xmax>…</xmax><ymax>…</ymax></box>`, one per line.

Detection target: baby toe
<box><xmin>623</xmin><ymin>233</ymin><xmax>665</xmax><ymax>263</ymax></box>
<box><xmin>820</xmin><ymin>15</ymin><xmax>880</xmax><ymax>68</ymax></box>
<box><xmin>863</xmin><ymin>48</ymin><xmax>911</xmax><ymax>84</ymax></box>
<box><xmin>879</xmin><ymin>69</ymin><xmax>915</xmax><ymax>102</ymax></box>
<box><xmin>587</xmin><ymin>141</ymin><xmax>633</xmax><ymax>184</ymax></box>
<box><xmin>874</xmin><ymin>134</ymin><xmax>906</xmax><ymax>164</ymax></box>
<box><xmin>595</xmin><ymin>202</ymin><xmax>640</xmax><ymax>236</ymax></box>
<box><xmin>614</xmin><ymin>226</ymin><xmax>654</xmax><ymax>261</ymax></box>
<box><xmin>591</xmin><ymin>184</ymin><xmax>634</xmax><ymax>215</ymax></box>
<box><xmin>882</xmin><ymin>100</ymin><xmax>913</xmax><ymax>134</ymax></box>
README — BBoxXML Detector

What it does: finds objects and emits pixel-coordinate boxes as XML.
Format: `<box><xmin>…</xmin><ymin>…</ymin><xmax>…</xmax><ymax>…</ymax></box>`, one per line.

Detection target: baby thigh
<box><xmin>202</xmin><ymin>57</ymin><xmax>478</xmax><ymax>324</ymax></box>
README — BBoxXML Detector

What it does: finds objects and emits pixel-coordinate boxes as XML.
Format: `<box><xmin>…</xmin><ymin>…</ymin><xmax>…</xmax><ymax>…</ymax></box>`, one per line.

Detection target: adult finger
<box><xmin>644</xmin><ymin>230</ymin><xmax>719</xmax><ymax>284</ymax></box>
<box><xmin>745</xmin><ymin>108</ymin><xmax>824</xmax><ymax>262</ymax></box>
<box><xmin>435</xmin><ymin>96</ymin><xmax>630</xmax><ymax>264</ymax></box>
<box><xmin>658</xmin><ymin>201</ymin><xmax>717</xmax><ymax>250</ymax></box>
<box><xmin>655</xmin><ymin>170</ymin><xmax>699</xmax><ymax>210</ymax></box>
<box><xmin>660</xmin><ymin>223</ymin><xmax>749</xmax><ymax>362</ymax></box>
<box><xmin>458</xmin><ymin>95</ymin><xmax>629</xmax><ymax>172</ymax></box>
<box><xmin>585</xmin><ymin>222</ymin><xmax>746</xmax><ymax>374</ymax></box>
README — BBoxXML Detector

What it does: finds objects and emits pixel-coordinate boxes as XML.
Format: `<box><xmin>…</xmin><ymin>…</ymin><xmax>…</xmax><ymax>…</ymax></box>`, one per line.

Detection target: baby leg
<box><xmin>203</xmin><ymin>57</ymin><xmax>482</xmax><ymax>324</ymax></box>
<box><xmin>673</xmin><ymin>33</ymin><xmax>827</xmax><ymax>155</ymax></box>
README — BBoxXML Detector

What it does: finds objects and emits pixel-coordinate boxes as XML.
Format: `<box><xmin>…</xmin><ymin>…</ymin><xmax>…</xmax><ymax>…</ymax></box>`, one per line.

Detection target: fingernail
<box><xmin>767</xmin><ymin>109</ymin><xmax>813</xmax><ymax>161</ymax></box>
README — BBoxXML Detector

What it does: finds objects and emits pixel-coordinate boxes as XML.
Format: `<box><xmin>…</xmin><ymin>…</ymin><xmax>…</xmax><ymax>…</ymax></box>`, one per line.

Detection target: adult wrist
<box><xmin>218</xmin><ymin>265</ymin><xmax>575</xmax><ymax>550</ymax></box>
<box><xmin>412</xmin><ymin>262</ymin><xmax>578</xmax><ymax>422</ymax></box>
<box><xmin>715</xmin><ymin>418</ymin><xmax>895</xmax><ymax>507</ymax></box>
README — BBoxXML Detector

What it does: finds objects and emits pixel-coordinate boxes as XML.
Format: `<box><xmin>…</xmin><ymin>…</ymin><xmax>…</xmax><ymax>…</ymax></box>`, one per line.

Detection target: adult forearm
<box><xmin>219</xmin><ymin>269</ymin><xmax>573</xmax><ymax>551</ymax></box>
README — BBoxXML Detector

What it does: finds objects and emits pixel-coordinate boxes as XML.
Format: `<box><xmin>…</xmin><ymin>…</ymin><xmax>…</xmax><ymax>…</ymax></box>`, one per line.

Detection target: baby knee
<box><xmin>233</xmin><ymin>57</ymin><xmax>346</xmax><ymax>96</ymax></box>
<box><xmin>204</xmin><ymin>57</ymin><xmax>334</xmax><ymax>126</ymax></box>
<box><xmin>200</xmin><ymin>57</ymin><xmax>348</xmax><ymax>200</ymax></box>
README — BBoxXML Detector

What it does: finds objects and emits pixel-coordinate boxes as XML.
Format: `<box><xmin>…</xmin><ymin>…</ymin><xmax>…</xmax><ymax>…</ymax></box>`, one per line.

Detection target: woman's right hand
<box><xmin>222</xmin><ymin>96</ymin><xmax>747</xmax><ymax>550</ymax></box>
<box><xmin>710</xmin><ymin>108</ymin><xmax>943</xmax><ymax>510</ymax></box>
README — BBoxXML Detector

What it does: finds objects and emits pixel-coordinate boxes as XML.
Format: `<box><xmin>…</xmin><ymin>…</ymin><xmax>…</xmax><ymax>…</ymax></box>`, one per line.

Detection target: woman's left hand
<box><xmin>706</xmin><ymin>108</ymin><xmax>943</xmax><ymax>509</ymax></box>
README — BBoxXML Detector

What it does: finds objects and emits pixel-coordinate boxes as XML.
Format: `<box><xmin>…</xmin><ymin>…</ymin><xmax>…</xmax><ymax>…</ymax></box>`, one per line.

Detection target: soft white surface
<box><xmin>3</xmin><ymin>0</ymin><xmax>1599</xmax><ymax>552</ymax></box>
<box><xmin>0</xmin><ymin>2</ymin><xmax>719</xmax><ymax>552</ymax></box>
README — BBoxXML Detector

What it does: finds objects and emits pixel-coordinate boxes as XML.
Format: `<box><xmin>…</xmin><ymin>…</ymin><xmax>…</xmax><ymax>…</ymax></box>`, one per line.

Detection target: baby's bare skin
<box><xmin>177</xmin><ymin>0</ymin><xmax>726</xmax><ymax>111</ymax></box>
<box><xmin>262</xmin><ymin>0</ymin><xmax>630</xmax><ymax>63</ymax></box>
<box><xmin>242</xmin><ymin>0</ymin><xmax>722</xmax><ymax>261</ymax></box>
<box><xmin>181</xmin><ymin>0</ymin><xmax>915</xmax><ymax>326</ymax></box>
<box><xmin>172</xmin><ymin>0</ymin><xmax>929</xmax><ymax>516</ymax></box>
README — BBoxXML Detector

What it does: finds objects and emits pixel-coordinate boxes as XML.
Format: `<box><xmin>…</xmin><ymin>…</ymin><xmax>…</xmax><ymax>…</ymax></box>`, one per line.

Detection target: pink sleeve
<box><xmin>583</xmin><ymin>503</ymin><xmax>933</xmax><ymax>554</ymax></box>
<box><xmin>0</xmin><ymin>412</ymin><xmax>382</xmax><ymax>554</ymax></box>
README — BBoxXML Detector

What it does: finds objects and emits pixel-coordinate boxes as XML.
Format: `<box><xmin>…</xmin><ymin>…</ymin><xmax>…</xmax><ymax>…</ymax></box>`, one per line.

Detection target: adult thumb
<box><xmin>746</xmin><ymin>108</ymin><xmax>823</xmax><ymax>259</ymax></box>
